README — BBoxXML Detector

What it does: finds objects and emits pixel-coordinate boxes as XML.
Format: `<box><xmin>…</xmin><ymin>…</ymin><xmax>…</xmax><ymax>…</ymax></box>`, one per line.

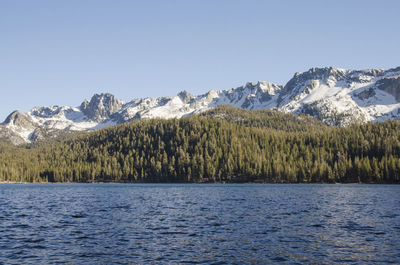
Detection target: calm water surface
<box><xmin>0</xmin><ymin>184</ymin><xmax>399</xmax><ymax>264</ymax></box>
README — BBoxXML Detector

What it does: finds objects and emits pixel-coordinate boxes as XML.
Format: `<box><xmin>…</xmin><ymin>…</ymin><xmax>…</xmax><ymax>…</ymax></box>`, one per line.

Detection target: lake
<box><xmin>0</xmin><ymin>184</ymin><xmax>399</xmax><ymax>264</ymax></box>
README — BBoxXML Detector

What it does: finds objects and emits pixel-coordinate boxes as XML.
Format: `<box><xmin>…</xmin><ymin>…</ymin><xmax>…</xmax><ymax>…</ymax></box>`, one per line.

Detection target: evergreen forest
<box><xmin>0</xmin><ymin>106</ymin><xmax>399</xmax><ymax>183</ymax></box>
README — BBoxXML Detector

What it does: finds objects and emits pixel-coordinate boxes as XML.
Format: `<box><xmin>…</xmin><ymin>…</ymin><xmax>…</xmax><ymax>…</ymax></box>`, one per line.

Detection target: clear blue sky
<box><xmin>1</xmin><ymin>0</ymin><xmax>399</xmax><ymax>121</ymax></box>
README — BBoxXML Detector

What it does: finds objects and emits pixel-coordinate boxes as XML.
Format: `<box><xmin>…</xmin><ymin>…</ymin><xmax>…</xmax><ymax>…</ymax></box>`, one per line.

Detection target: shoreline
<box><xmin>0</xmin><ymin>181</ymin><xmax>397</xmax><ymax>185</ymax></box>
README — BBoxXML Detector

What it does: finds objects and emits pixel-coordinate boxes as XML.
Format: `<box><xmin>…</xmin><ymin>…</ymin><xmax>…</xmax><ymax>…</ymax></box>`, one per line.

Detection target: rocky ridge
<box><xmin>1</xmin><ymin>66</ymin><xmax>400</xmax><ymax>144</ymax></box>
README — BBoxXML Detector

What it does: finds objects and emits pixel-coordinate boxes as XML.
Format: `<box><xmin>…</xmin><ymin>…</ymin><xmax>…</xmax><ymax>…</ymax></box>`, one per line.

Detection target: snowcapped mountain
<box><xmin>1</xmin><ymin>66</ymin><xmax>400</xmax><ymax>144</ymax></box>
<box><xmin>278</xmin><ymin>67</ymin><xmax>400</xmax><ymax>126</ymax></box>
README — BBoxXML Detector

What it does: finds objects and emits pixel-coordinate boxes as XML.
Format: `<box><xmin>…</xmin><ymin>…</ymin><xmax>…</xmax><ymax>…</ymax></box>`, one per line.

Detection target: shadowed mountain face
<box><xmin>376</xmin><ymin>76</ymin><xmax>400</xmax><ymax>101</ymax></box>
<box><xmin>2</xmin><ymin>66</ymin><xmax>400</xmax><ymax>144</ymax></box>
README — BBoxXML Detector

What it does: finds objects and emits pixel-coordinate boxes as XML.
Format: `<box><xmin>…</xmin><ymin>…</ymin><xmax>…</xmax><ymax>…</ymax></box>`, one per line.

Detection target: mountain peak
<box><xmin>283</xmin><ymin>67</ymin><xmax>348</xmax><ymax>94</ymax></box>
<box><xmin>80</xmin><ymin>93</ymin><xmax>123</xmax><ymax>122</ymax></box>
<box><xmin>177</xmin><ymin>90</ymin><xmax>193</xmax><ymax>103</ymax></box>
<box><xmin>303</xmin><ymin>66</ymin><xmax>348</xmax><ymax>79</ymax></box>
<box><xmin>3</xmin><ymin>110</ymin><xmax>36</xmax><ymax>128</ymax></box>
<box><xmin>3</xmin><ymin>110</ymin><xmax>22</xmax><ymax>125</ymax></box>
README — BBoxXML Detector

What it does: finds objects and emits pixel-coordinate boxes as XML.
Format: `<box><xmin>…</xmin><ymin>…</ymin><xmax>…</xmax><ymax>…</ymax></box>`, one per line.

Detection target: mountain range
<box><xmin>1</xmin><ymin>66</ymin><xmax>399</xmax><ymax>145</ymax></box>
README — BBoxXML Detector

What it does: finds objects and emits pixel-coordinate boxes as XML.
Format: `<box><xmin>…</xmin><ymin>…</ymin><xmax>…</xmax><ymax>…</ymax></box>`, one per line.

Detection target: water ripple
<box><xmin>0</xmin><ymin>183</ymin><xmax>399</xmax><ymax>264</ymax></box>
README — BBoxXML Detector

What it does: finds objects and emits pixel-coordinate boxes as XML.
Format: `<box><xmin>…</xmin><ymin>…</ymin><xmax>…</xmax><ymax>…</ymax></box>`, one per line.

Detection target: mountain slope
<box><xmin>1</xmin><ymin>66</ymin><xmax>399</xmax><ymax>144</ymax></box>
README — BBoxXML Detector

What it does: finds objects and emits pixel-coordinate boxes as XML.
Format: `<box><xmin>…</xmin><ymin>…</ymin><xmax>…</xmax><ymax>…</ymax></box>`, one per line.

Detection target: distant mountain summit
<box><xmin>1</xmin><ymin>66</ymin><xmax>400</xmax><ymax>144</ymax></box>
<box><xmin>80</xmin><ymin>93</ymin><xmax>124</xmax><ymax>122</ymax></box>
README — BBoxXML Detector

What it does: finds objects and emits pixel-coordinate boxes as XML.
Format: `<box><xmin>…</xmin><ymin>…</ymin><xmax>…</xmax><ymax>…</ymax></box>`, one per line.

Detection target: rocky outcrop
<box><xmin>177</xmin><ymin>90</ymin><xmax>193</xmax><ymax>104</ymax></box>
<box><xmin>80</xmin><ymin>93</ymin><xmax>124</xmax><ymax>122</ymax></box>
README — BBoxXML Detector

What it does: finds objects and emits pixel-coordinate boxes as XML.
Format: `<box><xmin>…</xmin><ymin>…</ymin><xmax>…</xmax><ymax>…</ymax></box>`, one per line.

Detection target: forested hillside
<box><xmin>0</xmin><ymin>107</ymin><xmax>399</xmax><ymax>183</ymax></box>
<box><xmin>199</xmin><ymin>105</ymin><xmax>327</xmax><ymax>132</ymax></box>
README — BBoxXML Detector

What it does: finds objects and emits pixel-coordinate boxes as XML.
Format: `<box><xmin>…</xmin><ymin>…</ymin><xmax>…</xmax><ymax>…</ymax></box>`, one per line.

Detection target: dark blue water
<box><xmin>0</xmin><ymin>184</ymin><xmax>399</xmax><ymax>264</ymax></box>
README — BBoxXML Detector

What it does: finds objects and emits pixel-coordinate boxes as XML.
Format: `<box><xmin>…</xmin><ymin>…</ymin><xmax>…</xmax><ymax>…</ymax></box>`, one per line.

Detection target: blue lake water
<box><xmin>0</xmin><ymin>184</ymin><xmax>399</xmax><ymax>264</ymax></box>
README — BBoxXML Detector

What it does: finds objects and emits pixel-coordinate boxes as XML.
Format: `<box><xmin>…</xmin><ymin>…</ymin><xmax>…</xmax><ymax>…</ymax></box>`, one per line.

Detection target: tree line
<box><xmin>0</xmin><ymin>106</ymin><xmax>399</xmax><ymax>183</ymax></box>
